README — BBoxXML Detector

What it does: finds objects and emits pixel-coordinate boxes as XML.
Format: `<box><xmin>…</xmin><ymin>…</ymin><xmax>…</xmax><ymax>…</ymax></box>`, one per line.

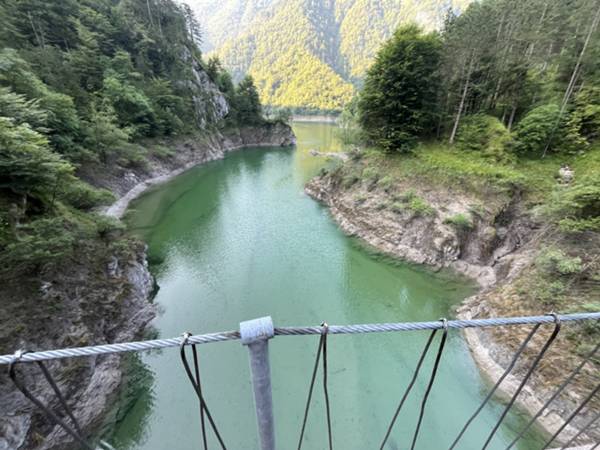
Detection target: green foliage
<box><xmin>274</xmin><ymin>108</ymin><xmax>293</xmax><ymax>124</ymax></box>
<box><xmin>102</xmin><ymin>73</ymin><xmax>156</xmax><ymax>137</ymax></box>
<box><xmin>203</xmin><ymin>0</ymin><xmax>471</xmax><ymax>110</ymax></box>
<box><xmin>0</xmin><ymin>49</ymin><xmax>82</xmax><ymax>157</ymax></box>
<box><xmin>378</xmin><ymin>175</ymin><xmax>394</xmax><ymax>190</ymax></box>
<box><xmin>337</xmin><ymin>96</ymin><xmax>363</xmax><ymax>146</ymax></box>
<box><xmin>82</xmin><ymin>104</ymin><xmax>133</xmax><ymax>163</ymax></box>
<box><xmin>358</xmin><ymin>25</ymin><xmax>441</xmax><ymax>152</ymax></box>
<box><xmin>545</xmin><ymin>173</ymin><xmax>600</xmax><ymax>232</ymax></box>
<box><xmin>0</xmin><ymin>117</ymin><xmax>73</xmax><ymax>200</ymax></box>
<box><xmin>444</xmin><ymin>213</ymin><xmax>474</xmax><ymax>230</ymax></box>
<box><xmin>0</xmin><ymin>0</ymin><xmax>259</xmax><ymax>277</ymax></box>
<box><xmin>361</xmin><ymin>166</ymin><xmax>379</xmax><ymax>182</ymax></box>
<box><xmin>231</xmin><ymin>75</ymin><xmax>263</xmax><ymax>125</ymax></box>
<box><xmin>417</xmin><ymin>144</ymin><xmax>526</xmax><ymax>189</ymax></box>
<box><xmin>456</xmin><ymin>114</ymin><xmax>514</xmax><ymax>163</ymax></box>
<box><xmin>60</xmin><ymin>181</ymin><xmax>114</xmax><ymax>210</ymax></box>
<box><xmin>407</xmin><ymin>196</ymin><xmax>435</xmax><ymax>217</ymax></box>
<box><xmin>342</xmin><ymin>171</ymin><xmax>360</xmax><ymax>188</ymax></box>
<box><xmin>536</xmin><ymin>247</ymin><xmax>583</xmax><ymax>276</ymax></box>
<box><xmin>2</xmin><ymin>217</ymin><xmax>77</xmax><ymax>274</ymax></box>
<box><xmin>391</xmin><ymin>189</ymin><xmax>435</xmax><ymax>216</ymax></box>
<box><xmin>564</xmin><ymin>86</ymin><xmax>600</xmax><ymax>150</ymax></box>
<box><xmin>514</xmin><ymin>104</ymin><xmax>562</xmax><ymax>155</ymax></box>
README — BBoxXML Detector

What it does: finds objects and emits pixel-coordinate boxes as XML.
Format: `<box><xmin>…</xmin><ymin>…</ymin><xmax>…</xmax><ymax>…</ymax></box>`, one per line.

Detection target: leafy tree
<box><xmin>0</xmin><ymin>87</ymin><xmax>48</xmax><ymax>131</ymax></box>
<box><xmin>456</xmin><ymin>114</ymin><xmax>514</xmax><ymax>163</ymax></box>
<box><xmin>0</xmin><ymin>117</ymin><xmax>73</xmax><ymax>202</ymax></box>
<box><xmin>357</xmin><ymin>25</ymin><xmax>441</xmax><ymax>152</ymax></box>
<box><xmin>102</xmin><ymin>71</ymin><xmax>156</xmax><ymax>136</ymax></box>
<box><xmin>2</xmin><ymin>217</ymin><xmax>78</xmax><ymax>275</ymax></box>
<box><xmin>545</xmin><ymin>173</ymin><xmax>600</xmax><ymax>232</ymax></box>
<box><xmin>565</xmin><ymin>86</ymin><xmax>600</xmax><ymax>146</ymax></box>
<box><xmin>233</xmin><ymin>75</ymin><xmax>263</xmax><ymax>125</ymax></box>
<box><xmin>0</xmin><ymin>49</ymin><xmax>82</xmax><ymax>158</ymax></box>
<box><xmin>514</xmin><ymin>104</ymin><xmax>562</xmax><ymax>155</ymax></box>
<box><xmin>82</xmin><ymin>103</ymin><xmax>132</xmax><ymax>163</ymax></box>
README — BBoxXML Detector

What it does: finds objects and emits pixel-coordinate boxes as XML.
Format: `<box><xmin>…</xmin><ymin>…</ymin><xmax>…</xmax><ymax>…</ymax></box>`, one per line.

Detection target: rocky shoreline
<box><xmin>305</xmin><ymin>168</ymin><xmax>596</xmax><ymax>447</ymax></box>
<box><xmin>0</xmin><ymin>122</ymin><xmax>295</xmax><ymax>450</ymax></box>
<box><xmin>100</xmin><ymin>123</ymin><xmax>296</xmax><ymax>219</ymax></box>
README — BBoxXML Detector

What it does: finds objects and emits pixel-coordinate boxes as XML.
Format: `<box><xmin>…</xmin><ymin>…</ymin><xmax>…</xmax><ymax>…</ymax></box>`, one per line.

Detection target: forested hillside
<box><xmin>0</xmin><ymin>2</ymin><xmax>284</xmax><ymax>447</ymax></box>
<box><xmin>309</xmin><ymin>0</ymin><xmax>600</xmax><ymax>433</ymax></box>
<box><xmin>191</xmin><ymin>0</ymin><xmax>472</xmax><ymax>111</ymax></box>
<box><xmin>0</xmin><ymin>0</ymin><xmax>267</xmax><ymax>282</ymax></box>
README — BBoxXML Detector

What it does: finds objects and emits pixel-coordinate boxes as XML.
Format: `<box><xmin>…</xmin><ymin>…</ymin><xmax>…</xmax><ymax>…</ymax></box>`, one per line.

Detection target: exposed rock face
<box><xmin>179</xmin><ymin>47</ymin><xmax>229</xmax><ymax>127</ymax></box>
<box><xmin>305</xmin><ymin>172</ymin><xmax>536</xmax><ymax>288</ymax></box>
<box><xmin>1</xmin><ymin>120</ymin><xmax>295</xmax><ymax>450</ymax></box>
<box><xmin>305</xmin><ymin>167</ymin><xmax>598</xmax><ymax>446</ymax></box>
<box><xmin>0</xmin><ymin>245</ymin><xmax>155</xmax><ymax>450</ymax></box>
<box><xmin>90</xmin><ymin>122</ymin><xmax>295</xmax><ymax>218</ymax></box>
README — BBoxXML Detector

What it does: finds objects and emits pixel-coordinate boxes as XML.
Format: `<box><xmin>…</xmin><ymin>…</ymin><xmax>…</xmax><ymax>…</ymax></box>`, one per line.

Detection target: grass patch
<box><xmin>389</xmin><ymin>190</ymin><xmax>435</xmax><ymax>217</ymax></box>
<box><xmin>444</xmin><ymin>213</ymin><xmax>474</xmax><ymax>230</ymax></box>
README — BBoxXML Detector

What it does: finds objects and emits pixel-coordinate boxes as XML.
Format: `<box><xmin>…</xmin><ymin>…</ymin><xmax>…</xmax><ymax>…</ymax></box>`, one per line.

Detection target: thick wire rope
<box><xmin>448</xmin><ymin>324</ymin><xmax>543</xmax><ymax>450</ymax></box>
<box><xmin>560</xmin><ymin>408</ymin><xmax>600</xmax><ymax>449</ymax></box>
<box><xmin>297</xmin><ymin>323</ymin><xmax>333</xmax><ymax>450</ymax></box>
<box><xmin>192</xmin><ymin>342</ymin><xmax>209</xmax><ymax>450</ymax></box>
<box><xmin>2</xmin><ymin>313</ymin><xmax>599</xmax><ymax>365</ymax></box>
<box><xmin>322</xmin><ymin>324</ymin><xmax>333</xmax><ymax>450</ymax></box>
<box><xmin>410</xmin><ymin>319</ymin><xmax>449</xmax><ymax>450</ymax></box>
<box><xmin>8</xmin><ymin>352</ymin><xmax>114</xmax><ymax>450</ymax></box>
<box><xmin>541</xmin><ymin>383</ymin><xmax>600</xmax><ymax>450</ymax></box>
<box><xmin>180</xmin><ymin>334</ymin><xmax>227</xmax><ymax>450</ymax></box>
<box><xmin>481</xmin><ymin>314</ymin><xmax>562</xmax><ymax>450</ymax></box>
<box><xmin>506</xmin><ymin>342</ymin><xmax>600</xmax><ymax>449</ymax></box>
<box><xmin>380</xmin><ymin>329</ymin><xmax>439</xmax><ymax>449</ymax></box>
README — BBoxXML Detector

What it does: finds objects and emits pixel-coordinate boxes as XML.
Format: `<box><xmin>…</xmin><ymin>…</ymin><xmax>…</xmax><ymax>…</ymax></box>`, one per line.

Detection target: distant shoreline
<box><xmin>292</xmin><ymin>114</ymin><xmax>338</xmax><ymax>124</ymax></box>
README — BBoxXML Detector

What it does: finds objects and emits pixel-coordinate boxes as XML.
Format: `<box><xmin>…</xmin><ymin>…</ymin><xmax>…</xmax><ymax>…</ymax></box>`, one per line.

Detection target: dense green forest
<box><xmin>333</xmin><ymin>0</ymin><xmax>600</xmax><ymax>321</ymax></box>
<box><xmin>0</xmin><ymin>0</ymin><xmax>264</xmax><ymax>278</ymax></box>
<box><xmin>352</xmin><ymin>0</ymin><xmax>600</xmax><ymax>157</ymax></box>
<box><xmin>194</xmin><ymin>0</ymin><xmax>473</xmax><ymax>112</ymax></box>
<box><xmin>343</xmin><ymin>0</ymin><xmax>600</xmax><ymax>232</ymax></box>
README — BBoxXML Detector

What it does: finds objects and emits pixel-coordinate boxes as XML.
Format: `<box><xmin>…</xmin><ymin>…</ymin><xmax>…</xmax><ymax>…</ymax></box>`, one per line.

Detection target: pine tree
<box><xmin>358</xmin><ymin>25</ymin><xmax>442</xmax><ymax>152</ymax></box>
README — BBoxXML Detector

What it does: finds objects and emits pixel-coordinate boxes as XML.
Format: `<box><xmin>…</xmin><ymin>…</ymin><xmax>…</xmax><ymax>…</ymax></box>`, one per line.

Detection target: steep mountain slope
<box><xmin>191</xmin><ymin>0</ymin><xmax>472</xmax><ymax>110</ymax></box>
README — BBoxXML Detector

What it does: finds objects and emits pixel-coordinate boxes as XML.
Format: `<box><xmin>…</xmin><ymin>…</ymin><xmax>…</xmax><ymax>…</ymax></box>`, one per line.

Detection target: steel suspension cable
<box><xmin>180</xmin><ymin>334</ymin><xmax>227</xmax><ymax>450</ymax></box>
<box><xmin>506</xmin><ymin>342</ymin><xmax>600</xmax><ymax>449</ymax></box>
<box><xmin>297</xmin><ymin>329</ymin><xmax>324</xmax><ymax>450</ymax></box>
<box><xmin>2</xmin><ymin>313</ymin><xmax>599</xmax><ymax>365</ymax></box>
<box><xmin>192</xmin><ymin>343</ymin><xmax>208</xmax><ymax>450</ymax></box>
<box><xmin>297</xmin><ymin>323</ymin><xmax>333</xmax><ymax>450</ymax></box>
<box><xmin>448</xmin><ymin>323</ymin><xmax>543</xmax><ymax>450</ymax></box>
<box><xmin>481</xmin><ymin>315</ymin><xmax>562</xmax><ymax>450</ymax></box>
<box><xmin>541</xmin><ymin>383</ymin><xmax>600</xmax><ymax>450</ymax></box>
<box><xmin>560</xmin><ymin>408</ymin><xmax>600</xmax><ymax>449</ymax></box>
<box><xmin>322</xmin><ymin>324</ymin><xmax>333</xmax><ymax>450</ymax></box>
<box><xmin>410</xmin><ymin>319</ymin><xmax>449</xmax><ymax>450</ymax></box>
<box><xmin>380</xmin><ymin>329</ymin><xmax>439</xmax><ymax>449</ymax></box>
<box><xmin>8</xmin><ymin>353</ymin><xmax>113</xmax><ymax>450</ymax></box>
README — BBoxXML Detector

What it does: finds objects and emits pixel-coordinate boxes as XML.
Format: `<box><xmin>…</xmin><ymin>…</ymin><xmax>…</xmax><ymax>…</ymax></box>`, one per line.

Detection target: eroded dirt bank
<box><xmin>305</xmin><ymin>161</ymin><xmax>598</xmax><ymax>447</ymax></box>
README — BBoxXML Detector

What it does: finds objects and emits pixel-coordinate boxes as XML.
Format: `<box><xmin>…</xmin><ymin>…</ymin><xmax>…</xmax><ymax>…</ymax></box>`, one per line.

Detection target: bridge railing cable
<box><xmin>2</xmin><ymin>311</ymin><xmax>599</xmax><ymax>450</ymax></box>
<box><xmin>1</xmin><ymin>312</ymin><xmax>599</xmax><ymax>365</ymax></box>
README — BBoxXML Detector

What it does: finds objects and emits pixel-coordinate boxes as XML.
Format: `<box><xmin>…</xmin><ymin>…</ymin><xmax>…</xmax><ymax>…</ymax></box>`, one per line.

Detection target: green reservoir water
<box><xmin>116</xmin><ymin>122</ymin><xmax>543</xmax><ymax>449</ymax></box>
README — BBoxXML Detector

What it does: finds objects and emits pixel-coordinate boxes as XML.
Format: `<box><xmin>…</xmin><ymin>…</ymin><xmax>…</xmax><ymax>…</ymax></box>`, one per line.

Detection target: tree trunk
<box><xmin>449</xmin><ymin>54</ymin><xmax>474</xmax><ymax>145</ymax></box>
<box><xmin>437</xmin><ymin>92</ymin><xmax>451</xmax><ymax>138</ymax></box>
<box><xmin>543</xmin><ymin>3</ymin><xmax>600</xmax><ymax>156</ymax></box>
<box><xmin>526</xmin><ymin>1</ymin><xmax>548</xmax><ymax>59</ymax></box>
<box><xmin>507</xmin><ymin>105</ymin><xmax>517</xmax><ymax>131</ymax></box>
<box><xmin>27</xmin><ymin>13</ymin><xmax>43</xmax><ymax>48</ymax></box>
<box><xmin>146</xmin><ymin>0</ymin><xmax>155</xmax><ymax>28</ymax></box>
